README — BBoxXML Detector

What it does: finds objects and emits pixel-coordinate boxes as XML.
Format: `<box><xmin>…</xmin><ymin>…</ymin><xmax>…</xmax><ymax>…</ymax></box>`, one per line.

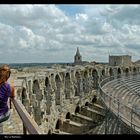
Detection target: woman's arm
<box><xmin>10</xmin><ymin>80</ymin><xmax>15</xmax><ymax>98</ymax></box>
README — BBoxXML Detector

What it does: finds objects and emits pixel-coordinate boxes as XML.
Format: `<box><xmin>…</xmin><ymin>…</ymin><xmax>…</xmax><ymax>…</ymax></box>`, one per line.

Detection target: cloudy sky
<box><xmin>0</xmin><ymin>4</ymin><xmax>140</xmax><ymax>63</ymax></box>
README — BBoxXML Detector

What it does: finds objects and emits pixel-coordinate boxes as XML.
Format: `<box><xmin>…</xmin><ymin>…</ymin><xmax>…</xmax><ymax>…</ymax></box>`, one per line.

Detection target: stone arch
<box><xmin>32</xmin><ymin>79</ymin><xmax>42</xmax><ymax>125</ymax></box>
<box><xmin>125</xmin><ymin>68</ymin><xmax>129</xmax><ymax>73</ymax></box>
<box><xmin>92</xmin><ymin>95</ymin><xmax>97</xmax><ymax>103</ymax></box>
<box><xmin>55</xmin><ymin>74</ymin><xmax>61</xmax><ymax>105</ymax></box>
<box><xmin>33</xmin><ymin>80</ymin><xmax>40</xmax><ymax>94</ymax></box>
<box><xmin>102</xmin><ymin>69</ymin><xmax>105</xmax><ymax>76</ymax></box>
<box><xmin>109</xmin><ymin>68</ymin><xmax>113</xmax><ymax>76</ymax></box>
<box><xmin>16</xmin><ymin>88</ymin><xmax>22</xmax><ymax>99</ymax></box>
<box><xmin>75</xmin><ymin>106</ymin><xmax>80</xmax><ymax>114</ymax></box>
<box><xmin>118</xmin><ymin>68</ymin><xmax>121</xmax><ymax>75</ymax></box>
<box><xmin>44</xmin><ymin>76</ymin><xmax>51</xmax><ymax>98</ymax></box>
<box><xmin>45</xmin><ymin>77</ymin><xmax>49</xmax><ymax>88</ymax></box>
<box><xmin>55</xmin><ymin>119</ymin><xmax>62</xmax><ymax>130</ymax></box>
<box><xmin>65</xmin><ymin>72</ymin><xmax>71</xmax><ymax>99</ymax></box>
<box><xmin>45</xmin><ymin>76</ymin><xmax>52</xmax><ymax>115</ymax></box>
<box><xmin>125</xmin><ymin>68</ymin><xmax>129</xmax><ymax>76</ymax></box>
<box><xmin>133</xmin><ymin>67</ymin><xmax>137</xmax><ymax>74</ymax></box>
<box><xmin>117</xmin><ymin>67</ymin><xmax>121</xmax><ymax>78</ymax></box>
<box><xmin>85</xmin><ymin>102</ymin><xmax>90</xmax><ymax>107</ymax></box>
<box><xmin>66</xmin><ymin>112</ymin><xmax>71</xmax><ymax>119</ymax></box>
<box><xmin>75</xmin><ymin>71</ymin><xmax>81</xmax><ymax>96</ymax></box>
<box><xmin>32</xmin><ymin>79</ymin><xmax>42</xmax><ymax>101</ymax></box>
<box><xmin>92</xmin><ymin>69</ymin><xmax>98</xmax><ymax>89</ymax></box>
<box><xmin>21</xmin><ymin>87</ymin><xmax>27</xmax><ymax>106</ymax></box>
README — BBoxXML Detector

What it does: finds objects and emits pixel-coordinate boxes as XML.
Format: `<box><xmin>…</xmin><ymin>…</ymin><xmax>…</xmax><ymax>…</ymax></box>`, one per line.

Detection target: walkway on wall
<box><xmin>0</xmin><ymin>99</ymin><xmax>42</xmax><ymax>135</ymax></box>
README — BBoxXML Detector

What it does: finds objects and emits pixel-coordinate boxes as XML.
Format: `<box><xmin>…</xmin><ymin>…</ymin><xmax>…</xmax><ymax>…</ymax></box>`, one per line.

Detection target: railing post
<box><xmin>105</xmin><ymin>107</ymin><xmax>109</xmax><ymax>134</ymax></box>
<box><xmin>109</xmin><ymin>94</ymin><xmax>112</xmax><ymax>108</ymax></box>
<box><xmin>117</xmin><ymin>98</ymin><xmax>120</xmax><ymax>134</ymax></box>
<box><xmin>117</xmin><ymin>98</ymin><xmax>120</xmax><ymax>118</ymax></box>
<box><xmin>130</xmin><ymin>107</ymin><xmax>133</xmax><ymax>134</ymax></box>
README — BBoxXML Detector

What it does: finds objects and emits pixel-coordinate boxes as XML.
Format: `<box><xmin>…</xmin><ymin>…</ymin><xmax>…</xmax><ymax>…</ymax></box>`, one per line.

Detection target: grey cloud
<box><xmin>0</xmin><ymin>5</ymin><xmax>140</xmax><ymax>63</ymax></box>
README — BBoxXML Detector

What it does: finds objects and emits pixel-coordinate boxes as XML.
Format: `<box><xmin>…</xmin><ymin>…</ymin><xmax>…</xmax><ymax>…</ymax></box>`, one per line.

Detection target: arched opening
<box><xmin>109</xmin><ymin>68</ymin><xmax>113</xmax><ymax>76</ymax></box>
<box><xmin>33</xmin><ymin>80</ymin><xmax>42</xmax><ymax>101</ymax></box>
<box><xmin>16</xmin><ymin>89</ymin><xmax>21</xmax><ymax>99</ymax></box>
<box><xmin>66</xmin><ymin>112</ymin><xmax>71</xmax><ymax>119</ymax></box>
<box><xmin>55</xmin><ymin>119</ymin><xmax>62</xmax><ymax>130</ymax></box>
<box><xmin>33</xmin><ymin>80</ymin><xmax>40</xmax><ymax>94</ymax></box>
<box><xmin>126</xmin><ymin>68</ymin><xmax>129</xmax><ymax>73</ymax></box>
<box><xmin>65</xmin><ymin>73</ymin><xmax>71</xmax><ymax>99</ymax></box>
<box><xmin>75</xmin><ymin>72</ymin><xmax>81</xmax><ymax>96</ymax></box>
<box><xmin>32</xmin><ymin>80</ymin><xmax>42</xmax><ymax>125</ymax></box>
<box><xmin>125</xmin><ymin>68</ymin><xmax>129</xmax><ymax>76</ymax></box>
<box><xmin>118</xmin><ymin>68</ymin><xmax>121</xmax><ymax>75</ymax></box>
<box><xmin>75</xmin><ymin>106</ymin><xmax>80</xmax><ymax>114</ymax></box>
<box><xmin>117</xmin><ymin>68</ymin><xmax>121</xmax><ymax>78</ymax></box>
<box><xmin>102</xmin><ymin>69</ymin><xmax>105</xmax><ymax>76</ymax></box>
<box><xmin>48</xmin><ymin>129</ymin><xmax>52</xmax><ymax>135</ymax></box>
<box><xmin>45</xmin><ymin>77</ymin><xmax>49</xmax><ymax>87</ymax></box>
<box><xmin>45</xmin><ymin>77</ymin><xmax>50</xmax><ymax>98</ymax></box>
<box><xmin>92</xmin><ymin>69</ymin><xmax>98</xmax><ymax>89</ymax></box>
<box><xmin>92</xmin><ymin>95</ymin><xmax>97</xmax><ymax>103</ymax></box>
<box><xmin>85</xmin><ymin>102</ymin><xmax>89</xmax><ymax>107</ymax></box>
<box><xmin>45</xmin><ymin>77</ymin><xmax>51</xmax><ymax>115</ymax></box>
<box><xmin>21</xmin><ymin>88</ymin><xmax>27</xmax><ymax>106</ymax></box>
<box><xmin>133</xmin><ymin>67</ymin><xmax>137</xmax><ymax>74</ymax></box>
<box><xmin>55</xmin><ymin>74</ymin><xmax>61</xmax><ymax>105</ymax></box>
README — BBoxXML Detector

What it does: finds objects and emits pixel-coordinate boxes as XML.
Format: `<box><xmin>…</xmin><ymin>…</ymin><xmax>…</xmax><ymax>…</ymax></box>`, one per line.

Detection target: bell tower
<box><xmin>74</xmin><ymin>47</ymin><xmax>82</xmax><ymax>64</ymax></box>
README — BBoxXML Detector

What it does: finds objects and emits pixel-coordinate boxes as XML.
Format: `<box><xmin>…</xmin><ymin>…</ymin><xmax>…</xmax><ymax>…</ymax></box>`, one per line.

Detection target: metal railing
<box><xmin>10</xmin><ymin>98</ymin><xmax>42</xmax><ymax>134</ymax></box>
<box><xmin>99</xmin><ymin>74</ymin><xmax>140</xmax><ymax>134</ymax></box>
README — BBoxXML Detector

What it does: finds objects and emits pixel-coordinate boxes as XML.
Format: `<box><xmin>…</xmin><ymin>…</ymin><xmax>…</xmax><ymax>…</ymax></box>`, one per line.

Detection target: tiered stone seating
<box><xmin>101</xmin><ymin>75</ymin><xmax>140</xmax><ymax>134</ymax></box>
<box><xmin>60</xmin><ymin>101</ymin><xmax>106</xmax><ymax>134</ymax></box>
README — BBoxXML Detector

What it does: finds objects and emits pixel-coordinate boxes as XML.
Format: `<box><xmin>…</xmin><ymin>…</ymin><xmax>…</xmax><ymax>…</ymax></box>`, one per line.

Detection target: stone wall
<box><xmin>2</xmin><ymin>63</ymin><xmax>140</xmax><ymax>134</ymax></box>
<box><xmin>109</xmin><ymin>55</ymin><xmax>132</xmax><ymax>66</ymax></box>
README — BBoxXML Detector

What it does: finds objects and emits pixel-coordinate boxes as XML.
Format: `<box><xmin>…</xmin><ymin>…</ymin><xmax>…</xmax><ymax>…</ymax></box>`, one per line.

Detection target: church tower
<box><xmin>74</xmin><ymin>47</ymin><xmax>82</xmax><ymax>64</ymax></box>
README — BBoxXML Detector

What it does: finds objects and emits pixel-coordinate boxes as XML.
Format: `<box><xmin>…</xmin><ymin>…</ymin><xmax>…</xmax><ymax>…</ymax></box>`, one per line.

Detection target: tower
<box><xmin>74</xmin><ymin>47</ymin><xmax>82</xmax><ymax>64</ymax></box>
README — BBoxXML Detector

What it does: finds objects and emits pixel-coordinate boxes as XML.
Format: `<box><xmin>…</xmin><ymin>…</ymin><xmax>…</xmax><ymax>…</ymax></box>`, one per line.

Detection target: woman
<box><xmin>0</xmin><ymin>64</ymin><xmax>15</xmax><ymax>123</ymax></box>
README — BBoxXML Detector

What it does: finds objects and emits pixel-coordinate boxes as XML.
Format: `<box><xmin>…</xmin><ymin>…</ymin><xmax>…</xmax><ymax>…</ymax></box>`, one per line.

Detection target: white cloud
<box><xmin>75</xmin><ymin>13</ymin><xmax>88</xmax><ymax>21</ymax></box>
<box><xmin>0</xmin><ymin>4</ymin><xmax>140</xmax><ymax>63</ymax></box>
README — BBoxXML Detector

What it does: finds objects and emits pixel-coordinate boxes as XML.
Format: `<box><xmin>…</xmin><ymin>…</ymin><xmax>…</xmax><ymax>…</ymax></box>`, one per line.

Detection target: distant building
<box><xmin>74</xmin><ymin>48</ymin><xmax>82</xmax><ymax>64</ymax></box>
<box><xmin>109</xmin><ymin>55</ymin><xmax>132</xmax><ymax>66</ymax></box>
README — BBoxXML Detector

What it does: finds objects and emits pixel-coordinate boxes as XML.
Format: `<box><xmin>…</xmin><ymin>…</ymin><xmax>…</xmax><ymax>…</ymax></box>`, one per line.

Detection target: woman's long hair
<box><xmin>0</xmin><ymin>64</ymin><xmax>11</xmax><ymax>87</ymax></box>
